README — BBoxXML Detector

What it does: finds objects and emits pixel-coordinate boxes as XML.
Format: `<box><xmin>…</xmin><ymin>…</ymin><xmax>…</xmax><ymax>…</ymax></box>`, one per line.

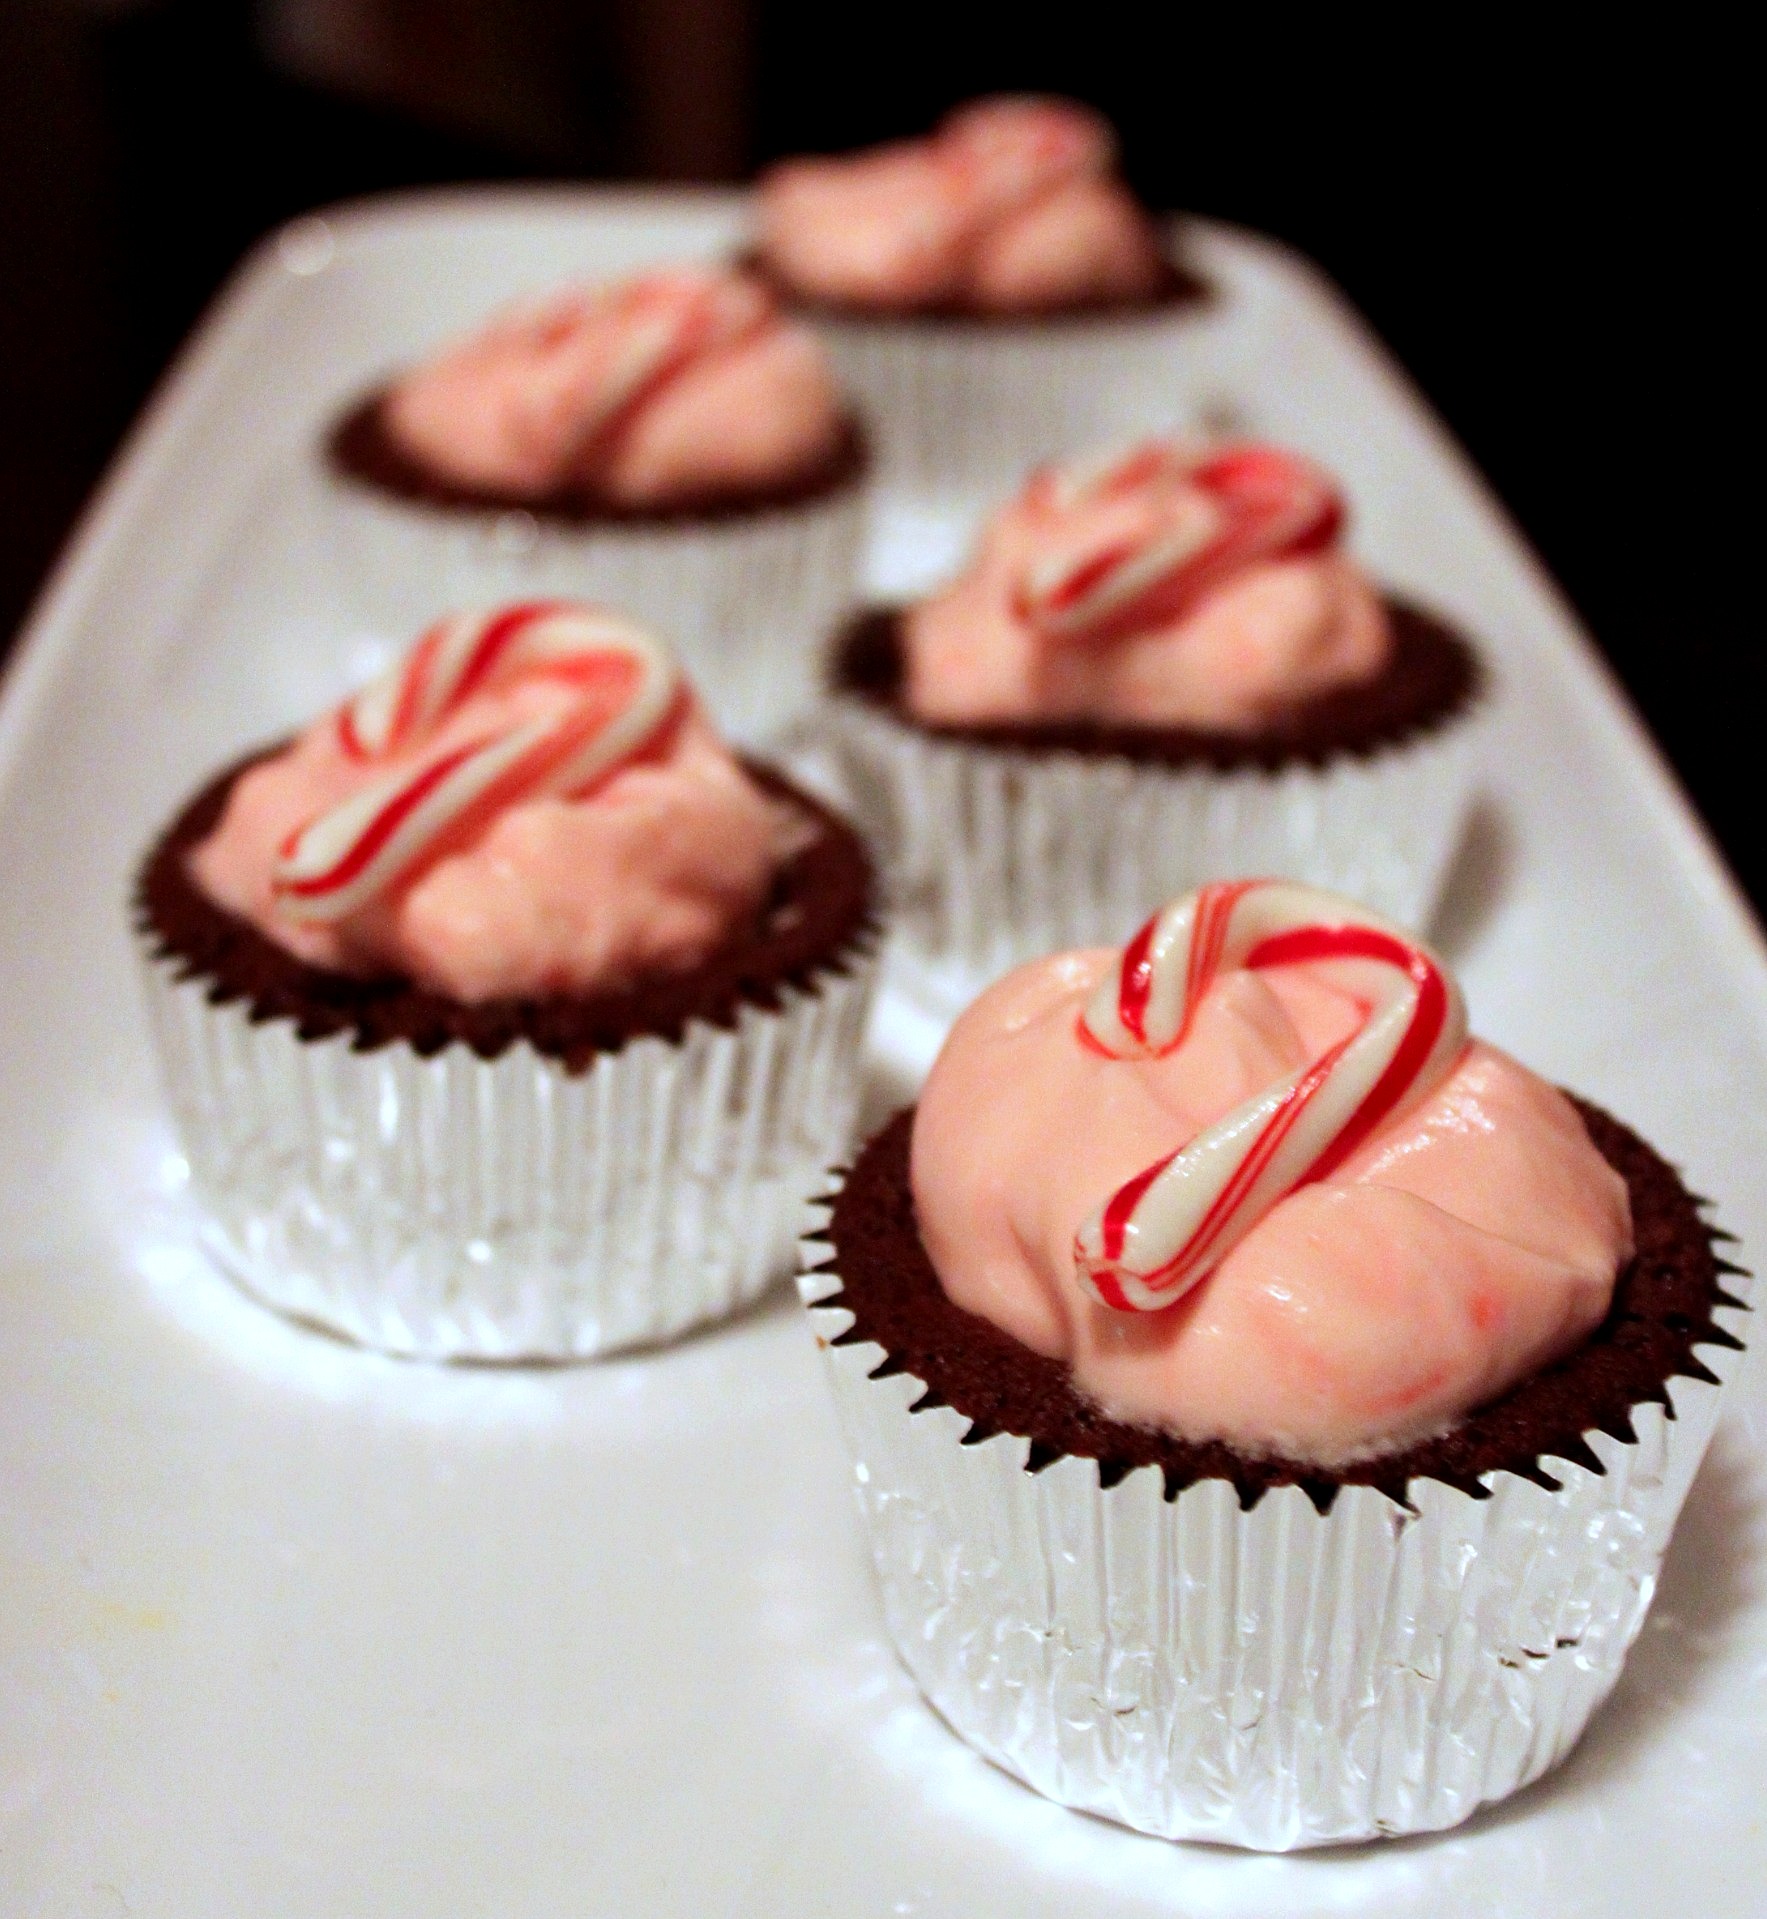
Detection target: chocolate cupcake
<box><xmin>137</xmin><ymin>601</ymin><xmax>879</xmax><ymax>1361</ymax></box>
<box><xmin>818</xmin><ymin>439</ymin><xmax>1484</xmax><ymax>997</ymax></box>
<box><xmin>324</xmin><ymin>266</ymin><xmax>869</xmax><ymax>745</ymax></box>
<box><xmin>799</xmin><ymin>882</ymin><xmax>1746</xmax><ymax>1848</ymax></box>
<box><xmin>753</xmin><ymin>96</ymin><xmax>1210</xmax><ymax>505</ymax></box>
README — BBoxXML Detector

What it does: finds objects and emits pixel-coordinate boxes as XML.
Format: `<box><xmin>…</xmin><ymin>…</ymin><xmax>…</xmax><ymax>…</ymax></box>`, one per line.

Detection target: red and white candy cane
<box><xmin>1015</xmin><ymin>441</ymin><xmax>1345</xmax><ymax>646</ymax></box>
<box><xmin>1073</xmin><ymin>880</ymin><xmax>1468</xmax><ymax>1312</ymax></box>
<box><xmin>516</xmin><ymin>270</ymin><xmax>771</xmax><ymax>464</ymax></box>
<box><xmin>273</xmin><ymin>600</ymin><xmax>683</xmax><ymax>924</ymax></box>
<box><xmin>939</xmin><ymin>96</ymin><xmax>1115</xmax><ymax>217</ymax></box>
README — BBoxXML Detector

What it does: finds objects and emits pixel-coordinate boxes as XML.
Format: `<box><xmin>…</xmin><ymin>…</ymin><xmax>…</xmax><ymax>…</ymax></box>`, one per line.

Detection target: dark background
<box><xmin>1</xmin><ymin>3</ymin><xmax>1750</xmax><ymax>902</ymax></box>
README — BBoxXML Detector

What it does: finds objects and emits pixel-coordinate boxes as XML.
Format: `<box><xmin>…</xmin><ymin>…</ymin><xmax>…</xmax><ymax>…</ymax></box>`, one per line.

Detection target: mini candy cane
<box><xmin>273</xmin><ymin>601</ymin><xmax>683</xmax><ymax>925</ymax></box>
<box><xmin>939</xmin><ymin>96</ymin><xmax>1116</xmax><ymax>217</ymax></box>
<box><xmin>528</xmin><ymin>271</ymin><xmax>771</xmax><ymax>467</ymax></box>
<box><xmin>1073</xmin><ymin>880</ymin><xmax>1468</xmax><ymax>1312</ymax></box>
<box><xmin>1015</xmin><ymin>441</ymin><xmax>1344</xmax><ymax>646</ymax></box>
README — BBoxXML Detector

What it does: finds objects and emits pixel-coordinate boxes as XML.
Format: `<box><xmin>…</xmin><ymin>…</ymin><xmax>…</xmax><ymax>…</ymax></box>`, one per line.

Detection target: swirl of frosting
<box><xmin>380</xmin><ymin>267</ymin><xmax>848</xmax><ymax>509</ymax></box>
<box><xmin>757</xmin><ymin>96</ymin><xmax>1169</xmax><ymax>314</ymax></box>
<box><xmin>190</xmin><ymin>602</ymin><xmax>790</xmax><ymax>1002</ymax></box>
<box><xmin>911</xmin><ymin>886</ymin><xmax>1633</xmax><ymax>1466</ymax></box>
<box><xmin>903</xmin><ymin>439</ymin><xmax>1393</xmax><ymax>733</ymax></box>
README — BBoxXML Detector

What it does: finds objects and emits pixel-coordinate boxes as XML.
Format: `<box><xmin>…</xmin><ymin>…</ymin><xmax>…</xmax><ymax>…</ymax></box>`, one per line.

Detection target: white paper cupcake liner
<box><xmin>818</xmin><ymin>688</ymin><xmax>1484</xmax><ymax>1000</ymax></box>
<box><xmin>324</xmin><ymin>468</ymin><xmax>867</xmax><ymax>747</ymax></box>
<box><xmin>816</xmin><ymin>303</ymin><xmax>1205</xmax><ymax>509</ymax></box>
<box><xmin>138</xmin><ymin>933</ymin><xmax>878</xmax><ymax>1362</ymax></box>
<box><xmin>798</xmin><ymin>1202</ymin><xmax>1748</xmax><ymax>1851</ymax></box>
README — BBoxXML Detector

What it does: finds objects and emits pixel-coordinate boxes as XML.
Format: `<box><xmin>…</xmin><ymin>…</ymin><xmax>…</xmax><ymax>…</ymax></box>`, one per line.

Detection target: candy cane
<box><xmin>488</xmin><ymin>271</ymin><xmax>770</xmax><ymax>475</ymax></box>
<box><xmin>1035</xmin><ymin>438</ymin><xmax>1198</xmax><ymax>512</ymax></box>
<box><xmin>1015</xmin><ymin>442</ymin><xmax>1345</xmax><ymax>646</ymax></box>
<box><xmin>564</xmin><ymin>271</ymin><xmax>772</xmax><ymax>464</ymax></box>
<box><xmin>1072</xmin><ymin>881</ymin><xmax>1468</xmax><ymax>1312</ymax></box>
<box><xmin>273</xmin><ymin>601</ymin><xmax>683</xmax><ymax>925</ymax></box>
<box><xmin>939</xmin><ymin>96</ymin><xmax>1116</xmax><ymax>216</ymax></box>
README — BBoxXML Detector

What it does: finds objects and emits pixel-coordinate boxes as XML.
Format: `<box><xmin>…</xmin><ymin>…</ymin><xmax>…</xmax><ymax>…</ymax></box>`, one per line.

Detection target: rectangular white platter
<box><xmin>1</xmin><ymin>188</ymin><xmax>1763</xmax><ymax>1919</ymax></box>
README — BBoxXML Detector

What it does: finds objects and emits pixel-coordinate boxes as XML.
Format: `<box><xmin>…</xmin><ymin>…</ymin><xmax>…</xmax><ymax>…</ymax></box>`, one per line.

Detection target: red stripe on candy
<box><xmin>1181</xmin><ymin>880</ymin><xmax>1255</xmax><ymax>1049</ymax></box>
<box><xmin>1100</xmin><ymin>1147</ymin><xmax>1178</xmax><ymax>1262</ymax></box>
<box><xmin>450</xmin><ymin>600</ymin><xmax>566</xmax><ymax>708</ymax></box>
<box><xmin>387</xmin><ymin>620</ymin><xmax>447</xmax><ymax>751</ymax></box>
<box><xmin>1116</xmin><ymin>914</ymin><xmax>1158</xmax><ymax>1046</ymax></box>
<box><xmin>1085</xmin><ymin>1267</ymin><xmax>1136</xmax><ymax>1312</ymax></box>
<box><xmin>1243</xmin><ymin>923</ymin><xmax>1447</xmax><ymax>1181</ymax></box>
<box><xmin>1140</xmin><ymin>1031</ymin><xmax>1352</xmax><ymax>1291</ymax></box>
<box><xmin>1099</xmin><ymin>444</ymin><xmax>1177</xmax><ymax>498</ymax></box>
<box><xmin>279</xmin><ymin>738</ymin><xmax>485</xmax><ymax>899</ymax></box>
<box><xmin>561</xmin><ymin>683</ymin><xmax>688</xmax><ymax>798</ymax></box>
<box><xmin>1075</xmin><ymin>1015</ymin><xmax>1117</xmax><ymax>1058</ymax></box>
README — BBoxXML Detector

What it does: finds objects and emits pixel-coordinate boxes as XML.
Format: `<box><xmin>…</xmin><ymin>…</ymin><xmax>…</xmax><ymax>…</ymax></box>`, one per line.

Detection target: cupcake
<box><xmin>800</xmin><ymin>880</ymin><xmax>1746</xmax><ymax>1849</ymax></box>
<box><xmin>754</xmin><ymin>95</ymin><xmax>1208</xmax><ymax>504</ymax></box>
<box><xmin>137</xmin><ymin>599</ymin><xmax>879</xmax><ymax>1361</ymax></box>
<box><xmin>822</xmin><ymin>438</ymin><xmax>1483</xmax><ymax>996</ymax></box>
<box><xmin>325</xmin><ymin>266</ymin><xmax>868</xmax><ymax>745</ymax></box>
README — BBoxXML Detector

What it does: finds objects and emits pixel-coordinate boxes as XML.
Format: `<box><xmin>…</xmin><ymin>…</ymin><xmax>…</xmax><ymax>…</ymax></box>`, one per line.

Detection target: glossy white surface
<box><xmin>2</xmin><ymin>190</ymin><xmax>1763</xmax><ymax>1916</ymax></box>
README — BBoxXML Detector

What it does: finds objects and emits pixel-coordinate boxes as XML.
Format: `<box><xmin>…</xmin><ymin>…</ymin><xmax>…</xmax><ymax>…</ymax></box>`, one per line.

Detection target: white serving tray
<box><xmin>1</xmin><ymin>189</ymin><xmax>1762</xmax><ymax>1918</ymax></box>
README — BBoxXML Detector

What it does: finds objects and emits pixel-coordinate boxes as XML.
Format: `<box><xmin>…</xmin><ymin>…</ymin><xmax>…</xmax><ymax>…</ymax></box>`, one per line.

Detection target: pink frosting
<box><xmin>911</xmin><ymin>948</ymin><xmax>1632</xmax><ymax>1466</ymax></box>
<box><xmin>380</xmin><ymin>267</ymin><xmax>847</xmax><ymax>509</ymax></box>
<box><xmin>903</xmin><ymin>441</ymin><xmax>1393</xmax><ymax>733</ymax></box>
<box><xmin>190</xmin><ymin>683</ymin><xmax>789</xmax><ymax>1005</ymax></box>
<box><xmin>757</xmin><ymin>96</ymin><xmax>1168</xmax><ymax>314</ymax></box>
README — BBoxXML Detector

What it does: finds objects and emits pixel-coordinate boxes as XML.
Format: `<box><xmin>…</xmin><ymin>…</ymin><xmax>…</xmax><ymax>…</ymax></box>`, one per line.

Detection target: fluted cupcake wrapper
<box><xmin>323</xmin><ymin>472</ymin><xmax>868</xmax><ymax>748</ymax></box>
<box><xmin>815</xmin><ymin>307</ymin><xmax>1203</xmax><ymax>509</ymax></box>
<box><xmin>817</xmin><ymin>690</ymin><xmax>1484</xmax><ymax>1003</ymax></box>
<box><xmin>138</xmin><ymin>932</ymin><xmax>878</xmax><ymax>1362</ymax></box>
<box><xmin>797</xmin><ymin>1217</ymin><xmax>1747</xmax><ymax>1851</ymax></box>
